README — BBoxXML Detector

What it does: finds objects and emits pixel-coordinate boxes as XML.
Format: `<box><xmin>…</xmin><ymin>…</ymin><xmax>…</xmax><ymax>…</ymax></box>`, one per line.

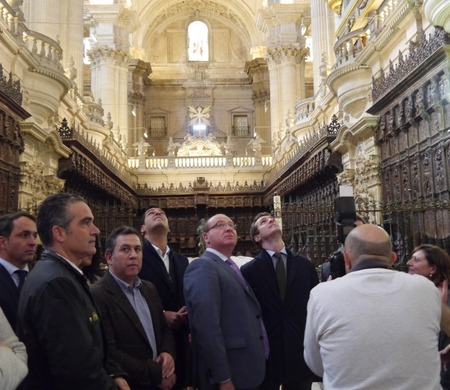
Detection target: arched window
<box><xmin>188</xmin><ymin>21</ymin><xmax>209</xmax><ymax>62</ymax></box>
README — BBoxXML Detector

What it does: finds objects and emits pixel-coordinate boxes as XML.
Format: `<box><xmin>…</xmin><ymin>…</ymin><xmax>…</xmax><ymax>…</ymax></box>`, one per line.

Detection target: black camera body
<box><xmin>329</xmin><ymin>194</ymin><xmax>357</xmax><ymax>279</ymax></box>
<box><xmin>334</xmin><ymin>196</ymin><xmax>357</xmax><ymax>244</ymax></box>
<box><xmin>329</xmin><ymin>249</ymin><xmax>346</xmax><ymax>280</ymax></box>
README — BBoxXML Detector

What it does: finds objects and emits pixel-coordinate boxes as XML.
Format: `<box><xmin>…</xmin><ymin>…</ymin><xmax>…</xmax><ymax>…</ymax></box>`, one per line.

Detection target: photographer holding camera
<box><xmin>320</xmin><ymin>216</ymin><xmax>366</xmax><ymax>282</ymax></box>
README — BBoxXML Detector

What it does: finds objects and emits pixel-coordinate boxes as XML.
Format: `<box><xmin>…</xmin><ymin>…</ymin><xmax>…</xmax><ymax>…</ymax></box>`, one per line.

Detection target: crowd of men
<box><xmin>0</xmin><ymin>192</ymin><xmax>448</xmax><ymax>389</ymax></box>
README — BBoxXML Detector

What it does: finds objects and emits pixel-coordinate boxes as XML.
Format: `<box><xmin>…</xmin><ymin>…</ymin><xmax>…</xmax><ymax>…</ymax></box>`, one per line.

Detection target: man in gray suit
<box><xmin>184</xmin><ymin>214</ymin><xmax>266</xmax><ymax>390</ymax></box>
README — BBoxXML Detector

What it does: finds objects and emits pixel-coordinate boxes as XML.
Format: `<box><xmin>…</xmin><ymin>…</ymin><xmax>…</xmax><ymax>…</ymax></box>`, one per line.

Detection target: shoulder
<box><xmin>170</xmin><ymin>250</ymin><xmax>189</xmax><ymax>265</ymax></box>
<box><xmin>140</xmin><ymin>279</ymin><xmax>158</xmax><ymax>293</ymax></box>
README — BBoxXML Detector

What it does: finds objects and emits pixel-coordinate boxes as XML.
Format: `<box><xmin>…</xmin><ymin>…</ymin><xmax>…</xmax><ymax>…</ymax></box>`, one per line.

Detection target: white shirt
<box><xmin>304</xmin><ymin>268</ymin><xmax>441</xmax><ymax>390</ymax></box>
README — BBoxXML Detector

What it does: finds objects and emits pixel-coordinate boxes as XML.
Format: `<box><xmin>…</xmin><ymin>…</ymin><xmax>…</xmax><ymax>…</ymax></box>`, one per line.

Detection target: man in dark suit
<box><xmin>0</xmin><ymin>211</ymin><xmax>37</xmax><ymax>329</ymax></box>
<box><xmin>91</xmin><ymin>226</ymin><xmax>176</xmax><ymax>390</ymax></box>
<box><xmin>184</xmin><ymin>213</ymin><xmax>266</xmax><ymax>390</ymax></box>
<box><xmin>17</xmin><ymin>193</ymin><xmax>128</xmax><ymax>390</ymax></box>
<box><xmin>139</xmin><ymin>207</ymin><xmax>190</xmax><ymax>389</ymax></box>
<box><xmin>241</xmin><ymin>212</ymin><xmax>319</xmax><ymax>390</ymax></box>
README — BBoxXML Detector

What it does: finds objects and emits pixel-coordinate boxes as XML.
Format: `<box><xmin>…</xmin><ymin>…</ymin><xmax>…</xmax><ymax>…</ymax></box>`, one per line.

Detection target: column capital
<box><xmin>257</xmin><ymin>3</ymin><xmax>310</xmax><ymax>47</ymax></box>
<box><xmin>89</xmin><ymin>47</ymin><xmax>131</xmax><ymax>67</ymax></box>
<box><xmin>266</xmin><ymin>45</ymin><xmax>309</xmax><ymax>65</ymax></box>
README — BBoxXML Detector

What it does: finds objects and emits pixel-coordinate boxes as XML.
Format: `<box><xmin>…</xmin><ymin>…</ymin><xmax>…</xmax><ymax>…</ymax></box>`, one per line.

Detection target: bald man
<box><xmin>304</xmin><ymin>224</ymin><xmax>442</xmax><ymax>390</ymax></box>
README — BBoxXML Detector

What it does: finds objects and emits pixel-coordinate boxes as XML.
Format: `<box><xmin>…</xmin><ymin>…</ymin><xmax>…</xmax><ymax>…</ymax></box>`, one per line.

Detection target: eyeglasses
<box><xmin>205</xmin><ymin>221</ymin><xmax>237</xmax><ymax>231</ymax></box>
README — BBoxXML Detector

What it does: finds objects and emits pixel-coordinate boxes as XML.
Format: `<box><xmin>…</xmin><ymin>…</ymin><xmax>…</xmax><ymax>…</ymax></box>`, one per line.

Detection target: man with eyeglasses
<box><xmin>184</xmin><ymin>214</ymin><xmax>266</xmax><ymax>390</ymax></box>
<box><xmin>139</xmin><ymin>207</ymin><xmax>191</xmax><ymax>389</ymax></box>
<box><xmin>241</xmin><ymin>212</ymin><xmax>319</xmax><ymax>390</ymax></box>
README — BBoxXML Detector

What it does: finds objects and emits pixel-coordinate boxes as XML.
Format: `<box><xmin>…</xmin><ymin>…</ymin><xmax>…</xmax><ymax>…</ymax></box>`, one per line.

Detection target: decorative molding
<box><xmin>372</xmin><ymin>28</ymin><xmax>449</xmax><ymax>103</ymax></box>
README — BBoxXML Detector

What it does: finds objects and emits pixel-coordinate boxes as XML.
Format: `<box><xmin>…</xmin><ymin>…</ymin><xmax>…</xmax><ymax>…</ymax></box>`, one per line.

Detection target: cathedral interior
<box><xmin>0</xmin><ymin>0</ymin><xmax>449</xmax><ymax>264</ymax></box>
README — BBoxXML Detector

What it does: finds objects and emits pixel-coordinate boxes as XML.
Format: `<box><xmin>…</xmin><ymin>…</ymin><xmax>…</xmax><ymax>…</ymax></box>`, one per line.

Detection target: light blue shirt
<box><xmin>109</xmin><ymin>271</ymin><xmax>158</xmax><ymax>360</ymax></box>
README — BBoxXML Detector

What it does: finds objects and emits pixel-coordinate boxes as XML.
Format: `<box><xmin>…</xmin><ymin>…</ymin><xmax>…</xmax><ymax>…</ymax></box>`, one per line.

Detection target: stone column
<box><xmin>128</xmin><ymin>59</ymin><xmax>152</xmax><ymax>146</ymax></box>
<box><xmin>310</xmin><ymin>0</ymin><xmax>336</xmax><ymax>95</ymax></box>
<box><xmin>23</xmin><ymin>0</ymin><xmax>84</xmax><ymax>91</ymax></box>
<box><xmin>257</xmin><ymin>3</ymin><xmax>309</xmax><ymax>144</ymax></box>
<box><xmin>90</xmin><ymin>48</ymin><xmax>131</xmax><ymax>144</ymax></box>
<box><xmin>245</xmin><ymin>58</ymin><xmax>271</xmax><ymax>154</ymax></box>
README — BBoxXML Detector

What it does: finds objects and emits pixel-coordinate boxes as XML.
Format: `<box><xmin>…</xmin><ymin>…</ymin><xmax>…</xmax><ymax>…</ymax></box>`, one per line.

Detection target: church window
<box><xmin>188</xmin><ymin>21</ymin><xmax>209</xmax><ymax>62</ymax></box>
<box><xmin>149</xmin><ymin>116</ymin><xmax>166</xmax><ymax>138</ymax></box>
<box><xmin>232</xmin><ymin>115</ymin><xmax>250</xmax><ymax>136</ymax></box>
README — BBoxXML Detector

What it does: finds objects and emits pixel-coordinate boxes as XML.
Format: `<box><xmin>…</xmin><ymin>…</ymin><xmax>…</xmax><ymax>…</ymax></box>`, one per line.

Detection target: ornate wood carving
<box><xmin>0</xmin><ymin>64</ymin><xmax>29</xmax><ymax>213</ymax></box>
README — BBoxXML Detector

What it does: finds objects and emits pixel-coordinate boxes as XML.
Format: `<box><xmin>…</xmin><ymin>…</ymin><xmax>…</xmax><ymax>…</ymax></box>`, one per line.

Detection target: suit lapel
<box><xmin>205</xmin><ymin>251</ymin><xmax>261</xmax><ymax>303</ymax></box>
<box><xmin>0</xmin><ymin>264</ymin><xmax>20</xmax><ymax>303</ymax></box>
<box><xmin>103</xmin><ymin>272</ymin><xmax>150</xmax><ymax>345</ymax></box>
<box><xmin>255</xmin><ymin>251</ymin><xmax>281</xmax><ymax>301</ymax></box>
<box><xmin>143</xmin><ymin>240</ymin><xmax>173</xmax><ymax>290</ymax></box>
<box><xmin>285</xmin><ymin>249</ymin><xmax>298</xmax><ymax>292</ymax></box>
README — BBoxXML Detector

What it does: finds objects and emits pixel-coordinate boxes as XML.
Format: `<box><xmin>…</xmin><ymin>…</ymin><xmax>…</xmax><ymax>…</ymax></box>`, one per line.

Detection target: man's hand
<box><xmin>219</xmin><ymin>379</ymin><xmax>236</xmax><ymax>390</ymax></box>
<box><xmin>114</xmin><ymin>377</ymin><xmax>130</xmax><ymax>390</ymax></box>
<box><xmin>164</xmin><ymin>306</ymin><xmax>188</xmax><ymax>329</ymax></box>
<box><xmin>156</xmin><ymin>352</ymin><xmax>175</xmax><ymax>379</ymax></box>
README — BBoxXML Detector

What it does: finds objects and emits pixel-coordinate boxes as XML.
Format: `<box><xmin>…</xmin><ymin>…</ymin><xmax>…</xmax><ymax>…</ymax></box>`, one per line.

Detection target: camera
<box><xmin>330</xmin><ymin>187</ymin><xmax>356</xmax><ymax>279</ymax></box>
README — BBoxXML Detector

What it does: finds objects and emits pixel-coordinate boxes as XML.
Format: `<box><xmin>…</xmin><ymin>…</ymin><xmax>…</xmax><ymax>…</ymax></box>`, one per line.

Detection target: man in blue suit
<box><xmin>241</xmin><ymin>212</ymin><xmax>319</xmax><ymax>390</ymax></box>
<box><xmin>0</xmin><ymin>211</ymin><xmax>37</xmax><ymax>329</ymax></box>
<box><xmin>184</xmin><ymin>213</ymin><xmax>266</xmax><ymax>390</ymax></box>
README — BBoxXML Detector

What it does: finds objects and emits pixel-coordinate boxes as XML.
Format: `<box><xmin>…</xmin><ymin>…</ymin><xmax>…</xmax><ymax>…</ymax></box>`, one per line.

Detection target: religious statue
<box><xmin>247</xmin><ymin>133</ymin><xmax>265</xmax><ymax>154</ymax></box>
<box><xmin>167</xmin><ymin>136</ymin><xmax>180</xmax><ymax>156</ymax></box>
<box><xmin>133</xmin><ymin>138</ymin><xmax>150</xmax><ymax>157</ymax></box>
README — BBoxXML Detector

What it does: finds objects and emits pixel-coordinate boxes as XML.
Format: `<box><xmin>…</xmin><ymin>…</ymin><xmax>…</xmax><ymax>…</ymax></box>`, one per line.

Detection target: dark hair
<box><xmin>105</xmin><ymin>226</ymin><xmax>142</xmax><ymax>254</ymax></box>
<box><xmin>0</xmin><ymin>211</ymin><xmax>36</xmax><ymax>238</ymax></box>
<box><xmin>37</xmin><ymin>193</ymin><xmax>86</xmax><ymax>247</ymax></box>
<box><xmin>413</xmin><ymin>244</ymin><xmax>450</xmax><ymax>286</ymax></box>
<box><xmin>249</xmin><ymin>212</ymin><xmax>272</xmax><ymax>245</ymax></box>
<box><xmin>140</xmin><ymin>206</ymin><xmax>162</xmax><ymax>225</ymax></box>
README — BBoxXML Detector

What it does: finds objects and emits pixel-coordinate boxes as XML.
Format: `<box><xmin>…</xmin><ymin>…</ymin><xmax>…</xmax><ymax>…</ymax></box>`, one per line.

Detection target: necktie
<box><xmin>225</xmin><ymin>258</ymin><xmax>270</xmax><ymax>359</ymax></box>
<box><xmin>274</xmin><ymin>252</ymin><xmax>287</xmax><ymax>301</ymax></box>
<box><xmin>15</xmin><ymin>269</ymin><xmax>28</xmax><ymax>292</ymax></box>
<box><xmin>225</xmin><ymin>258</ymin><xmax>247</xmax><ymax>286</ymax></box>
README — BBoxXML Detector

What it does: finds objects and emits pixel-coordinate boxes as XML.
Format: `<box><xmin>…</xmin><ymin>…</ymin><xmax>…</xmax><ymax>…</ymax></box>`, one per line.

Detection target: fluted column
<box><xmin>245</xmin><ymin>58</ymin><xmax>271</xmax><ymax>153</ymax></box>
<box><xmin>267</xmin><ymin>46</ymin><xmax>308</xmax><ymax>142</ymax></box>
<box><xmin>310</xmin><ymin>0</ymin><xmax>336</xmax><ymax>95</ymax></box>
<box><xmin>128</xmin><ymin>59</ymin><xmax>152</xmax><ymax>146</ymax></box>
<box><xmin>90</xmin><ymin>48</ymin><xmax>131</xmax><ymax>144</ymax></box>
<box><xmin>23</xmin><ymin>0</ymin><xmax>84</xmax><ymax>91</ymax></box>
<box><xmin>257</xmin><ymin>3</ymin><xmax>310</xmax><ymax>144</ymax></box>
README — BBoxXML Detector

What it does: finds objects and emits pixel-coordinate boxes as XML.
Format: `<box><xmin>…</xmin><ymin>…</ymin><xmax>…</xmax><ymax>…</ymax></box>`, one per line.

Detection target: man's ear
<box><xmin>389</xmin><ymin>251</ymin><xmax>397</xmax><ymax>266</ymax></box>
<box><xmin>0</xmin><ymin>236</ymin><xmax>7</xmax><ymax>249</ymax></box>
<box><xmin>140</xmin><ymin>225</ymin><xmax>145</xmax><ymax>234</ymax></box>
<box><xmin>343</xmin><ymin>250</ymin><xmax>352</xmax><ymax>271</ymax></box>
<box><xmin>105</xmin><ymin>251</ymin><xmax>113</xmax><ymax>266</ymax></box>
<box><xmin>52</xmin><ymin>226</ymin><xmax>66</xmax><ymax>243</ymax></box>
<box><xmin>254</xmin><ymin>234</ymin><xmax>261</xmax><ymax>243</ymax></box>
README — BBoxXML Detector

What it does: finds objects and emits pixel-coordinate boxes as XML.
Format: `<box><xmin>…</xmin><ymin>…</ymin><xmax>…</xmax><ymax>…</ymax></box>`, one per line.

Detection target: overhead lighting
<box><xmin>131</xmin><ymin>105</ymin><xmax>136</xmax><ymax>117</ymax></box>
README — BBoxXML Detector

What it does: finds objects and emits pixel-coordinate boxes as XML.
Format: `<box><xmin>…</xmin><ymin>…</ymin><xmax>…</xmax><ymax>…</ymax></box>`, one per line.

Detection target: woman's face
<box><xmin>406</xmin><ymin>249</ymin><xmax>436</xmax><ymax>278</ymax></box>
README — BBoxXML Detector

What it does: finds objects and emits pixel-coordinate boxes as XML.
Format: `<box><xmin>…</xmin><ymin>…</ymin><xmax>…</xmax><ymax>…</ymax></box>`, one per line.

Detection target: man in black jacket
<box><xmin>17</xmin><ymin>193</ymin><xmax>128</xmax><ymax>390</ymax></box>
<box><xmin>0</xmin><ymin>211</ymin><xmax>37</xmax><ymax>330</ymax></box>
<box><xmin>91</xmin><ymin>226</ymin><xmax>176</xmax><ymax>390</ymax></box>
<box><xmin>139</xmin><ymin>207</ymin><xmax>190</xmax><ymax>389</ymax></box>
<box><xmin>241</xmin><ymin>212</ymin><xmax>319</xmax><ymax>390</ymax></box>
